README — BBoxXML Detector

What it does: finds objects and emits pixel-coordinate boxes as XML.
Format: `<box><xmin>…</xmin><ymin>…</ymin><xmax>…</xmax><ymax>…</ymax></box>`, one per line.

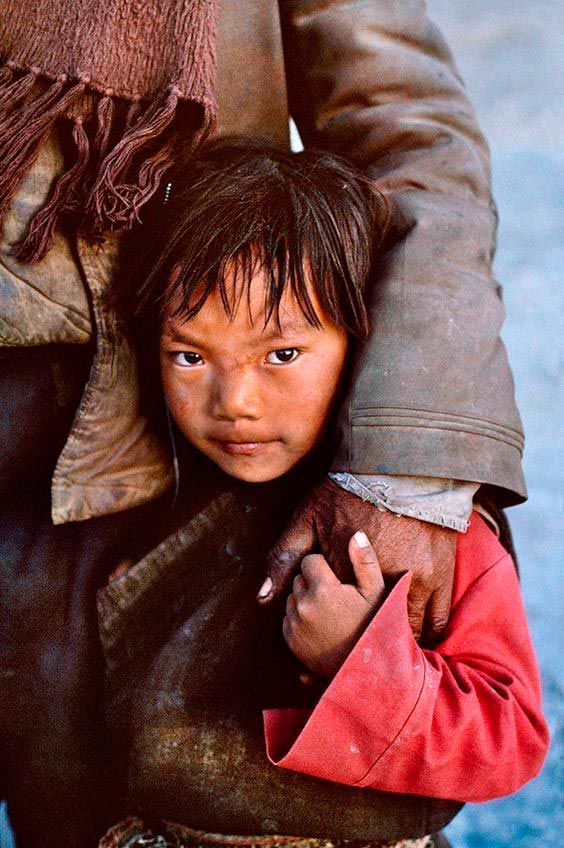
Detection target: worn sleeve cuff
<box><xmin>329</xmin><ymin>472</ymin><xmax>479</xmax><ymax>532</ymax></box>
<box><xmin>263</xmin><ymin>574</ymin><xmax>424</xmax><ymax>785</ymax></box>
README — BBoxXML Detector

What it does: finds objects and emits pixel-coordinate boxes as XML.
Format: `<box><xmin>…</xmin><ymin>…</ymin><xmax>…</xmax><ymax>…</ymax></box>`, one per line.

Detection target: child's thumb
<box><xmin>349</xmin><ymin>531</ymin><xmax>385</xmax><ymax>603</ymax></box>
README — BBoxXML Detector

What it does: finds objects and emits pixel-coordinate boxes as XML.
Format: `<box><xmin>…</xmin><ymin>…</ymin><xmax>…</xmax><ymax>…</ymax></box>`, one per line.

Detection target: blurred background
<box><xmin>425</xmin><ymin>1</ymin><xmax>564</xmax><ymax>845</ymax></box>
<box><xmin>1</xmin><ymin>2</ymin><xmax>562</xmax><ymax>845</ymax></box>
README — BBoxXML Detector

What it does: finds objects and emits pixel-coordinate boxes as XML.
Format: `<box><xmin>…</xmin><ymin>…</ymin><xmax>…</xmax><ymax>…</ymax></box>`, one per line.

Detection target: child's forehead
<box><xmin>162</xmin><ymin>287</ymin><xmax>324</xmax><ymax>341</ymax></box>
<box><xmin>163</xmin><ymin>259</ymin><xmax>330</xmax><ymax>334</ymax></box>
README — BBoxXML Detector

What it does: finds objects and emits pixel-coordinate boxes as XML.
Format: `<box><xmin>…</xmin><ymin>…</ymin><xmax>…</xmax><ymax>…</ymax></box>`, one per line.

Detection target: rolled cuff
<box><xmin>329</xmin><ymin>473</ymin><xmax>478</xmax><ymax>532</ymax></box>
<box><xmin>263</xmin><ymin>575</ymin><xmax>420</xmax><ymax>784</ymax></box>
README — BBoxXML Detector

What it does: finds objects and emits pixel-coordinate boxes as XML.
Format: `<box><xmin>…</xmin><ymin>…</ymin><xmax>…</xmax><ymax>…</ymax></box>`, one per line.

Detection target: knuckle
<box><xmin>429</xmin><ymin>615</ymin><xmax>449</xmax><ymax>634</ymax></box>
<box><xmin>301</xmin><ymin>554</ymin><xmax>323</xmax><ymax>578</ymax></box>
<box><xmin>301</xmin><ymin>553</ymin><xmax>318</xmax><ymax>569</ymax></box>
<box><xmin>411</xmin><ymin>560</ymin><xmax>435</xmax><ymax>587</ymax></box>
<box><xmin>297</xmin><ymin>598</ymin><xmax>314</xmax><ymax>622</ymax></box>
<box><xmin>312</xmin><ymin>579</ymin><xmax>328</xmax><ymax>598</ymax></box>
<box><xmin>293</xmin><ymin>574</ymin><xmax>305</xmax><ymax>593</ymax></box>
<box><xmin>360</xmin><ymin>548</ymin><xmax>378</xmax><ymax>567</ymax></box>
<box><xmin>282</xmin><ymin>616</ymin><xmax>293</xmax><ymax>642</ymax></box>
<box><xmin>267</xmin><ymin>546</ymin><xmax>299</xmax><ymax>575</ymax></box>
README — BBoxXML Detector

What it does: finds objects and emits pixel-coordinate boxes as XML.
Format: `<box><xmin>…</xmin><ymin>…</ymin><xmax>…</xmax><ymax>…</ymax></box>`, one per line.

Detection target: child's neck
<box><xmin>171</xmin><ymin>432</ymin><xmax>330</xmax><ymax>536</ymax></box>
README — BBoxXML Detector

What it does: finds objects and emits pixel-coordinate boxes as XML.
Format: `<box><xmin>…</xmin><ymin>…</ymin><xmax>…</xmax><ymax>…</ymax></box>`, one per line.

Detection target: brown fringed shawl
<box><xmin>0</xmin><ymin>0</ymin><xmax>218</xmax><ymax>262</ymax></box>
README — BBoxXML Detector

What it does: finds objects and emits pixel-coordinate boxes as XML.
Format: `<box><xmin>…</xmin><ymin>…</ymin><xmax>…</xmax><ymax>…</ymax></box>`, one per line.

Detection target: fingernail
<box><xmin>354</xmin><ymin>530</ymin><xmax>370</xmax><ymax>548</ymax></box>
<box><xmin>257</xmin><ymin>576</ymin><xmax>273</xmax><ymax>599</ymax></box>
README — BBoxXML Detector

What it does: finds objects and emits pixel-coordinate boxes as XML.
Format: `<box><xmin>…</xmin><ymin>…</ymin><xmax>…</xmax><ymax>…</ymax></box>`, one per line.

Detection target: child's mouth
<box><xmin>215</xmin><ymin>440</ymin><xmax>273</xmax><ymax>456</ymax></box>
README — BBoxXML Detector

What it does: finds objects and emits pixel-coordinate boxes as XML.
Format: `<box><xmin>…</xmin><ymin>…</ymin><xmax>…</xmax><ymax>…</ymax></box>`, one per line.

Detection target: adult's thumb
<box><xmin>258</xmin><ymin>504</ymin><xmax>317</xmax><ymax>604</ymax></box>
<box><xmin>348</xmin><ymin>531</ymin><xmax>385</xmax><ymax>603</ymax></box>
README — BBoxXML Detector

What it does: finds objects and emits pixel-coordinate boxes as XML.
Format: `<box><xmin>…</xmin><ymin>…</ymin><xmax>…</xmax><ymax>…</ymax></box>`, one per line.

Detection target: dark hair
<box><xmin>127</xmin><ymin>138</ymin><xmax>390</xmax><ymax>338</ymax></box>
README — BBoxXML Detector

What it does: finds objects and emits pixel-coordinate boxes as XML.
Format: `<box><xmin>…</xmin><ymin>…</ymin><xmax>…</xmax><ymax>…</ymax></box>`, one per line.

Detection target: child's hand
<box><xmin>282</xmin><ymin>531</ymin><xmax>386</xmax><ymax>678</ymax></box>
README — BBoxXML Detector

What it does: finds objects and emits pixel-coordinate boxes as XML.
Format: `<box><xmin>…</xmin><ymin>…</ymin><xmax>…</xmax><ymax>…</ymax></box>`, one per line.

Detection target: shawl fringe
<box><xmin>0</xmin><ymin>63</ymin><xmax>214</xmax><ymax>262</ymax></box>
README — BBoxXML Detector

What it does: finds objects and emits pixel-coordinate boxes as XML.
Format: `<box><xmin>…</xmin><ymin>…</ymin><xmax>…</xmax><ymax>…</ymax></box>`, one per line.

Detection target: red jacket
<box><xmin>264</xmin><ymin>515</ymin><xmax>549</xmax><ymax>802</ymax></box>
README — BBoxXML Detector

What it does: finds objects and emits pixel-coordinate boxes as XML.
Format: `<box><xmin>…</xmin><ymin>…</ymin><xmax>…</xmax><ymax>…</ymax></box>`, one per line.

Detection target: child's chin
<box><xmin>213</xmin><ymin>455</ymin><xmax>298</xmax><ymax>484</ymax></box>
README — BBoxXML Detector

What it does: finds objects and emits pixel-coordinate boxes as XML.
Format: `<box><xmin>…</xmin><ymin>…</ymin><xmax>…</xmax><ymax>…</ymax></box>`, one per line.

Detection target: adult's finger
<box><xmin>258</xmin><ymin>502</ymin><xmax>317</xmax><ymax>603</ymax></box>
<box><xmin>405</xmin><ymin>527</ymin><xmax>456</xmax><ymax>641</ymax></box>
<box><xmin>406</xmin><ymin>589</ymin><xmax>426</xmax><ymax>642</ymax></box>
<box><xmin>421</xmin><ymin>572</ymin><xmax>455</xmax><ymax>642</ymax></box>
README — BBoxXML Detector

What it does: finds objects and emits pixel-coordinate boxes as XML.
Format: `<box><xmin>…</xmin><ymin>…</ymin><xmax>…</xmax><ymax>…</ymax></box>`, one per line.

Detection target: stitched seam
<box><xmin>354</xmin><ymin>643</ymin><xmax>428</xmax><ymax>785</ymax></box>
<box><xmin>351</xmin><ymin>406</ymin><xmax>523</xmax><ymax>436</ymax></box>
<box><xmin>0</xmin><ymin>262</ymin><xmax>90</xmax><ymax>322</ymax></box>
<box><xmin>449</xmin><ymin>552</ymin><xmax>512</xmax><ymax>618</ymax></box>
<box><xmin>350</xmin><ymin>420</ymin><xmax>523</xmax><ymax>450</ymax></box>
<box><xmin>330</xmin><ymin>472</ymin><xmax>470</xmax><ymax>531</ymax></box>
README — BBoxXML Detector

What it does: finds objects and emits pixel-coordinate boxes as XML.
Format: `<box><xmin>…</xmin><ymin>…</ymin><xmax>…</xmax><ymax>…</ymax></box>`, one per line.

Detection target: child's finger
<box><xmin>292</xmin><ymin>573</ymin><xmax>307</xmax><ymax>600</ymax></box>
<box><xmin>348</xmin><ymin>531</ymin><xmax>385</xmax><ymax>603</ymax></box>
<box><xmin>285</xmin><ymin>592</ymin><xmax>297</xmax><ymax>617</ymax></box>
<box><xmin>301</xmin><ymin>553</ymin><xmax>341</xmax><ymax>589</ymax></box>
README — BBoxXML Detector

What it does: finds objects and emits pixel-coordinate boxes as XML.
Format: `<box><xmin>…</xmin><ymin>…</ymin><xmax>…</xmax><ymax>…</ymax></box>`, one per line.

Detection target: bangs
<box><xmin>133</xmin><ymin>138</ymin><xmax>391</xmax><ymax>338</ymax></box>
<box><xmin>167</xmin><ymin>244</ymin><xmax>323</xmax><ymax>331</ymax></box>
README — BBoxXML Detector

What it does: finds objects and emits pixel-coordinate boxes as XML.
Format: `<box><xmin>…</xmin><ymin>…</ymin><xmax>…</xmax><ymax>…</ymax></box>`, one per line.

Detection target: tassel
<box><xmin>92</xmin><ymin>94</ymin><xmax>114</xmax><ymax>163</ymax></box>
<box><xmin>0</xmin><ymin>66</ymin><xmax>13</xmax><ymax>87</ymax></box>
<box><xmin>0</xmin><ymin>78</ymin><xmax>80</xmax><ymax>166</ymax></box>
<box><xmin>85</xmin><ymin>87</ymin><xmax>180</xmax><ymax>233</ymax></box>
<box><xmin>113</xmin><ymin>136</ymin><xmax>176</xmax><ymax>225</ymax></box>
<box><xmin>15</xmin><ymin>117</ymin><xmax>90</xmax><ymax>263</ymax></box>
<box><xmin>0</xmin><ymin>80</ymin><xmax>85</xmax><ymax>225</ymax></box>
<box><xmin>125</xmin><ymin>98</ymin><xmax>142</xmax><ymax>129</ymax></box>
<box><xmin>0</xmin><ymin>69</ymin><xmax>37</xmax><ymax>110</ymax></box>
<box><xmin>0</xmin><ymin>77</ymin><xmax>66</xmax><ymax>146</ymax></box>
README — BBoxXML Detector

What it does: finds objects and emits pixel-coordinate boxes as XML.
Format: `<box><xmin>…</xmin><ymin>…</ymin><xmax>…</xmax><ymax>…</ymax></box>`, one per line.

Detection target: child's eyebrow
<box><xmin>162</xmin><ymin>319</ymin><xmax>318</xmax><ymax>347</ymax></box>
<box><xmin>260</xmin><ymin>319</ymin><xmax>319</xmax><ymax>341</ymax></box>
<box><xmin>162</xmin><ymin>327</ymin><xmax>202</xmax><ymax>345</ymax></box>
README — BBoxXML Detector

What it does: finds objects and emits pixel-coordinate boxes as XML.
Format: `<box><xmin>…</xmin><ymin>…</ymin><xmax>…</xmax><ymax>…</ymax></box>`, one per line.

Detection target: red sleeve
<box><xmin>263</xmin><ymin>516</ymin><xmax>549</xmax><ymax>802</ymax></box>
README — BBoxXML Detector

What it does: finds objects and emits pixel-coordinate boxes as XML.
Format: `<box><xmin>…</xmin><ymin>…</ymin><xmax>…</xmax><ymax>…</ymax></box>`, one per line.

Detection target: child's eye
<box><xmin>172</xmin><ymin>351</ymin><xmax>204</xmax><ymax>367</ymax></box>
<box><xmin>265</xmin><ymin>348</ymin><xmax>301</xmax><ymax>365</ymax></box>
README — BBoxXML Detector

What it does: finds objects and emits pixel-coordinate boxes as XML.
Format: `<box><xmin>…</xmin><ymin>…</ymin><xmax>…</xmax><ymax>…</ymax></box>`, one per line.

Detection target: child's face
<box><xmin>160</xmin><ymin>266</ymin><xmax>348</xmax><ymax>483</ymax></box>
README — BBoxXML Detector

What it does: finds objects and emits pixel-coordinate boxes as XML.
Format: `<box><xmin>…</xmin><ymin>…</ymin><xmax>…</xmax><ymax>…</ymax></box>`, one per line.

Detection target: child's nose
<box><xmin>211</xmin><ymin>369</ymin><xmax>260</xmax><ymax>421</ymax></box>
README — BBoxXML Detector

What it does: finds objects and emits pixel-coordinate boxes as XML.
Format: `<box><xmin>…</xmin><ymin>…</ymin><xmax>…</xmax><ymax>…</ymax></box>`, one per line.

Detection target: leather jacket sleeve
<box><xmin>279</xmin><ymin>0</ymin><xmax>526</xmax><ymax>504</ymax></box>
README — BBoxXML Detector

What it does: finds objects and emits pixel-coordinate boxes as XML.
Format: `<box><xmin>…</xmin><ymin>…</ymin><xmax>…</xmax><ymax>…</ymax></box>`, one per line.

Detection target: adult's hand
<box><xmin>257</xmin><ymin>477</ymin><xmax>457</xmax><ymax>641</ymax></box>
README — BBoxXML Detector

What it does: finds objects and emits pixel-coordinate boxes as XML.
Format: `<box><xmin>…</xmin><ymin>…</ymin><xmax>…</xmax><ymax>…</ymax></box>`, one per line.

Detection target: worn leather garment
<box><xmin>1</xmin><ymin>0</ymin><xmax>525</xmax><ymax>525</ymax></box>
<box><xmin>98</xmin><ymin>472</ymin><xmax>462</xmax><ymax>841</ymax></box>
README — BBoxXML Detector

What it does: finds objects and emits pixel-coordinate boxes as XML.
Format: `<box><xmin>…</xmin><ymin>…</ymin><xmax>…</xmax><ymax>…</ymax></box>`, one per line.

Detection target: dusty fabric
<box><xmin>0</xmin><ymin>0</ymin><xmax>526</xmax><ymax>524</ymax></box>
<box><xmin>0</xmin><ymin>345</ymin><xmax>165</xmax><ymax>847</ymax></box>
<box><xmin>99</xmin><ymin>816</ymin><xmax>437</xmax><ymax>848</ymax></box>
<box><xmin>0</xmin><ymin>0</ymin><xmax>218</xmax><ymax>259</ymax></box>
<box><xmin>97</xmin><ymin>478</ymin><xmax>462</xmax><ymax>840</ymax></box>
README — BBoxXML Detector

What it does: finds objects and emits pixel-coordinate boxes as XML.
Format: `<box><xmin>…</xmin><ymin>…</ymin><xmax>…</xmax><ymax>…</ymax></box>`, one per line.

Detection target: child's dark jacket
<box><xmin>97</xmin><ymin>468</ymin><xmax>547</xmax><ymax>840</ymax></box>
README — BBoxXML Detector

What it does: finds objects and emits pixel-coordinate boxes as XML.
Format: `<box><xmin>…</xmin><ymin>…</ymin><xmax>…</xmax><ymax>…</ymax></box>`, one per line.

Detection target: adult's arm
<box><xmin>263</xmin><ymin>516</ymin><xmax>549</xmax><ymax>802</ymax></box>
<box><xmin>278</xmin><ymin>0</ymin><xmax>525</xmax><ymax>503</ymax></box>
